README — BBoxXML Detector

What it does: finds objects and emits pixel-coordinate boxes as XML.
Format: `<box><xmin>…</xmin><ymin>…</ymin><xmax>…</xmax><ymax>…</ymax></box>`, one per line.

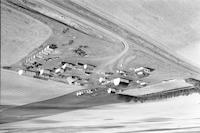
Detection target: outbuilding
<box><xmin>134</xmin><ymin>67</ymin><xmax>154</xmax><ymax>78</ymax></box>
<box><xmin>112</xmin><ymin>77</ymin><xmax>131</xmax><ymax>87</ymax></box>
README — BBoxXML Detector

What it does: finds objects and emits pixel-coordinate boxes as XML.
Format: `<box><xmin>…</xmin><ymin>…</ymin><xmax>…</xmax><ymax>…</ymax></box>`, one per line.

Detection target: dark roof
<box><xmin>49</xmin><ymin>44</ymin><xmax>58</xmax><ymax>49</ymax></box>
<box><xmin>144</xmin><ymin>67</ymin><xmax>155</xmax><ymax>72</ymax></box>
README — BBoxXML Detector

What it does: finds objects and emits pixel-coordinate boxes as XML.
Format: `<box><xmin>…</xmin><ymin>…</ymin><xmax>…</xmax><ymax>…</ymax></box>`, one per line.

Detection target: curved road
<box><xmin>96</xmin><ymin>41</ymin><xmax>129</xmax><ymax>72</ymax></box>
<box><xmin>0</xmin><ymin>0</ymin><xmax>131</xmax><ymax>124</ymax></box>
<box><xmin>32</xmin><ymin>0</ymin><xmax>130</xmax><ymax>72</ymax></box>
<box><xmin>2</xmin><ymin>0</ymin><xmax>200</xmax><ymax>126</ymax></box>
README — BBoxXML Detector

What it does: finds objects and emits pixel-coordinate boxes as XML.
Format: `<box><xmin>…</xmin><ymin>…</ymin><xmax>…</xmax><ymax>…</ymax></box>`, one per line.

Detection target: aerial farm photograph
<box><xmin>1</xmin><ymin>0</ymin><xmax>200</xmax><ymax>132</ymax></box>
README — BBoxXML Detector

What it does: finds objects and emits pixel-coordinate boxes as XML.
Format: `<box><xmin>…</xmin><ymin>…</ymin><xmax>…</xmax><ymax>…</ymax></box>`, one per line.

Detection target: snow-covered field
<box><xmin>1</xmin><ymin>93</ymin><xmax>200</xmax><ymax>133</ymax></box>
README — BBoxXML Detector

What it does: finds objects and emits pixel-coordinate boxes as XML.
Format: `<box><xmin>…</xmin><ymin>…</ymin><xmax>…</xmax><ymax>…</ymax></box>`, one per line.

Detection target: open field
<box><xmin>1</xmin><ymin>94</ymin><xmax>200</xmax><ymax>133</ymax></box>
<box><xmin>1</xmin><ymin>4</ymin><xmax>51</xmax><ymax>66</ymax></box>
<box><xmin>0</xmin><ymin>69</ymin><xmax>84</xmax><ymax>106</ymax></box>
<box><xmin>1</xmin><ymin>0</ymin><xmax>200</xmax><ymax>132</ymax></box>
<box><xmin>2</xmin><ymin>0</ymin><xmax>124</xmax><ymax>68</ymax></box>
<box><xmin>72</xmin><ymin>0</ymin><xmax>200</xmax><ymax>68</ymax></box>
